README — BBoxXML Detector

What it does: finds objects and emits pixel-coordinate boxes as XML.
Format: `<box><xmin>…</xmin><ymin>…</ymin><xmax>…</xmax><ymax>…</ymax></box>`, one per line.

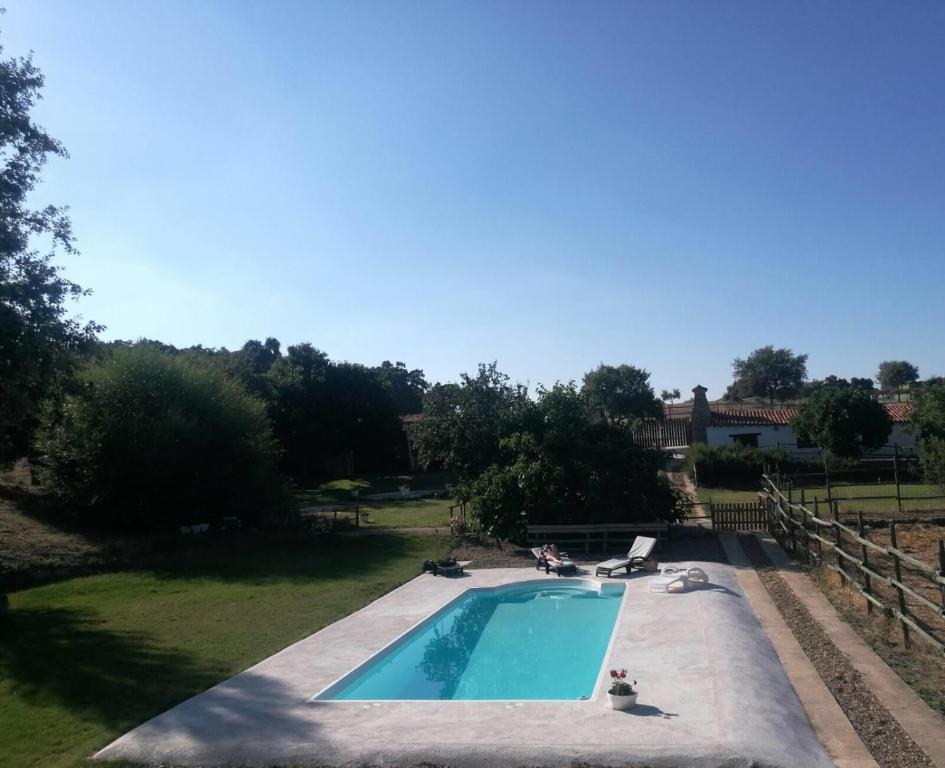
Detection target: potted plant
<box><xmin>607</xmin><ymin>668</ymin><xmax>637</xmax><ymax>710</ymax></box>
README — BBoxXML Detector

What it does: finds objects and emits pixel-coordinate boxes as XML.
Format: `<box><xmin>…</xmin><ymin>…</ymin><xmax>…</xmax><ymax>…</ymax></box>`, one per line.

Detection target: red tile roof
<box><xmin>710</xmin><ymin>403</ymin><xmax>911</xmax><ymax>427</ymax></box>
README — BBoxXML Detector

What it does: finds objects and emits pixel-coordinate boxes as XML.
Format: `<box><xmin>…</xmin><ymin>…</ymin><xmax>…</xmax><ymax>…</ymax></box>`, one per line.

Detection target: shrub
<box><xmin>686</xmin><ymin>443</ymin><xmax>865</xmax><ymax>488</ymax></box>
<box><xmin>920</xmin><ymin>436</ymin><xmax>945</xmax><ymax>490</ymax></box>
<box><xmin>685</xmin><ymin>443</ymin><xmax>772</xmax><ymax>488</ymax></box>
<box><xmin>35</xmin><ymin>345</ymin><xmax>287</xmax><ymax>531</ymax></box>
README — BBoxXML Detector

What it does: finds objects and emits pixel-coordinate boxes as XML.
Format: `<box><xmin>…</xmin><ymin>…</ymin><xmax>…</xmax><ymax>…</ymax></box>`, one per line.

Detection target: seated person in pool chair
<box><xmin>532</xmin><ymin>544</ymin><xmax>577</xmax><ymax>576</ymax></box>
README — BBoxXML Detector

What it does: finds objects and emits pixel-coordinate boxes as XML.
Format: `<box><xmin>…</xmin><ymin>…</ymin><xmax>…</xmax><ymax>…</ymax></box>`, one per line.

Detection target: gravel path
<box><xmin>738</xmin><ymin>534</ymin><xmax>933</xmax><ymax>768</ymax></box>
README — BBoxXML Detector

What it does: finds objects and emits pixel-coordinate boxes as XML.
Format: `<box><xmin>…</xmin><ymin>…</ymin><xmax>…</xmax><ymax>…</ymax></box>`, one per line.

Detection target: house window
<box><xmin>731</xmin><ymin>433</ymin><xmax>760</xmax><ymax>448</ymax></box>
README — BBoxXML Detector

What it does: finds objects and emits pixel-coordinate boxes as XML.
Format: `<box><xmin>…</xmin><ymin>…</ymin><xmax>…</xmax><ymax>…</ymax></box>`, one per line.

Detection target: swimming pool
<box><xmin>314</xmin><ymin>580</ymin><xmax>625</xmax><ymax>701</ymax></box>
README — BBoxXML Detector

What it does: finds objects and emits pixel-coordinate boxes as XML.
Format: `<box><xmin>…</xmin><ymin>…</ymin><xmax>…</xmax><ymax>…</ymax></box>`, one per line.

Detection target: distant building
<box><xmin>633</xmin><ymin>385</ymin><xmax>917</xmax><ymax>456</ymax></box>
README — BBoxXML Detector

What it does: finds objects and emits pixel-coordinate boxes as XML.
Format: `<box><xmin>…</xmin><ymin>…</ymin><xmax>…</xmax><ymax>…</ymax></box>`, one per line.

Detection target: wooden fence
<box><xmin>761</xmin><ymin>473</ymin><xmax>945</xmax><ymax>655</ymax></box>
<box><xmin>710</xmin><ymin>501</ymin><xmax>768</xmax><ymax>532</ymax></box>
<box><xmin>526</xmin><ymin>523</ymin><xmax>670</xmax><ymax>553</ymax></box>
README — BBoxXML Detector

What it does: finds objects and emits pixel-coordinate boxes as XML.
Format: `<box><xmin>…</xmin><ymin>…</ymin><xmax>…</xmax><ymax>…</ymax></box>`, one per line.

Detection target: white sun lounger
<box><xmin>595</xmin><ymin>536</ymin><xmax>657</xmax><ymax>577</ymax></box>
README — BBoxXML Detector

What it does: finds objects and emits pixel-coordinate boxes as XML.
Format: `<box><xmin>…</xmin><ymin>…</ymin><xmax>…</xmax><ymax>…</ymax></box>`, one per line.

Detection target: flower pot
<box><xmin>607</xmin><ymin>691</ymin><xmax>637</xmax><ymax>711</ymax></box>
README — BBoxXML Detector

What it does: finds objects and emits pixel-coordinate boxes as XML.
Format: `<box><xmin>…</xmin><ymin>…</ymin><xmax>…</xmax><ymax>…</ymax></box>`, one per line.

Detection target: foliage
<box><xmin>803</xmin><ymin>375</ymin><xmax>874</xmax><ymax>395</ymax></box>
<box><xmin>99</xmin><ymin>339</ymin><xmax>424</xmax><ymax>482</ymax></box>
<box><xmin>581</xmin><ymin>363</ymin><xmax>663</xmax><ymax>426</ymax></box>
<box><xmin>912</xmin><ymin>381</ymin><xmax>945</xmax><ymax>488</ymax></box>
<box><xmin>372</xmin><ymin>360</ymin><xmax>428</xmax><ymax>414</ymax></box>
<box><xmin>0</xmin><ymin>39</ymin><xmax>100</xmax><ymax>461</ymax></box>
<box><xmin>34</xmin><ymin>345</ymin><xmax>285</xmax><ymax>531</ymax></box>
<box><xmin>410</xmin><ymin>362</ymin><xmax>534</xmax><ymax>480</ymax></box>
<box><xmin>685</xmin><ymin>443</ymin><xmax>861</xmax><ymax>488</ymax></box>
<box><xmin>877</xmin><ymin>360</ymin><xmax>919</xmax><ymax>391</ymax></box>
<box><xmin>792</xmin><ymin>384</ymin><xmax>892</xmax><ymax>460</ymax></box>
<box><xmin>458</xmin><ymin>380</ymin><xmax>687</xmax><ymax>540</ymax></box>
<box><xmin>608</xmin><ymin>668</ymin><xmax>637</xmax><ymax>696</ymax></box>
<box><xmin>660</xmin><ymin>387</ymin><xmax>681</xmax><ymax>408</ymax></box>
<box><xmin>686</xmin><ymin>443</ymin><xmax>782</xmax><ymax>487</ymax></box>
<box><xmin>725</xmin><ymin>346</ymin><xmax>808</xmax><ymax>403</ymax></box>
<box><xmin>919</xmin><ymin>437</ymin><xmax>945</xmax><ymax>490</ymax></box>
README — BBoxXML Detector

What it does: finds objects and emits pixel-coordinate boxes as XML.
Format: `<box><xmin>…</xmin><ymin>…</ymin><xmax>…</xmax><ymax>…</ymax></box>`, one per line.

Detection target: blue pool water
<box><xmin>315</xmin><ymin>580</ymin><xmax>624</xmax><ymax>701</ymax></box>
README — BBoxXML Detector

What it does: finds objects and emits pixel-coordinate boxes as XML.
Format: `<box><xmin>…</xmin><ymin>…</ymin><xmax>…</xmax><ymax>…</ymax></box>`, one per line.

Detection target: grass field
<box><xmin>316</xmin><ymin>496</ymin><xmax>454</xmax><ymax>529</ymax></box>
<box><xmin>698</xmin><ymin>482</ymin><xmax>945</xmax><ymax>516</ymax></box>
<box><xmin>0</xmin><ymin>533</ymin><xmax>450</xmax><ymax>768</ymax></box>
<box><xmin>295</xmin><ymin>470</ymin><xmax>455</xmax><ymax>506</ymax></box>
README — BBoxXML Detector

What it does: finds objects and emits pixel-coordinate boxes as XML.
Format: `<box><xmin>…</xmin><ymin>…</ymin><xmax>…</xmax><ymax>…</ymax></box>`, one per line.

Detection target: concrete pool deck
<box><xmin>95</xmin><ymin>562</ymin><xmax>833</xmax><ymax>768</ymax></box>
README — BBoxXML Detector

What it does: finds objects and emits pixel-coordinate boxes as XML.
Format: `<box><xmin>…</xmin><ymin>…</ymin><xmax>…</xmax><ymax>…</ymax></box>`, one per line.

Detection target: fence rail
<box><xmin>760</xmin><ymin>473</ymin><xmax>945</xmax><ymax>655</ymax></box>
<box><xmin>526</xmin><ymin>523</ymin><xmax>670</xmax><ymax>553</ymax></box>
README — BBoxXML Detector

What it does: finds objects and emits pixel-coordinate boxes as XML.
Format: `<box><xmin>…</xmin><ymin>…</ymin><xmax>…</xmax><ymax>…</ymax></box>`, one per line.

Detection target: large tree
<box><xmin>35</xmin><ymin>345</ymin><xmax>284</xmax><ymax>530</ymax></box>
<box><xmin>581</xmin><ymin>364</ymin><xmax>662</xmax><ymax>426</ymax></box>
<box><xmin>372</xmin><ymin>360</ymin><xmax>428</xmax><ymax>415</ymax></box>
<box><xmin>0</xmin><ymin>38</ymin><xmax>99</xmax><ymax>461</ymax></box>
<box><xmin>792</xmin><ymin>383</ymin><xmax>892</xmax><ymax>460</ymax></box>
<box><xmin>725</xmin><ymin>346</ymin><xmax>808</xmax><ymax>403</ymax></box>
<box><xmin>877</xmin><ymin>360</ymin><xmax>919</xmax><ymax>401</ymax></box>
<box><xmin>465</xmin><ymin>382</ymin><xmax>686</xmax><ymax>540</ymax></box>
<box><xmin>409</xmin><ymin>363</ymin><xmax>534</xmax><ymax>480</ymax></box>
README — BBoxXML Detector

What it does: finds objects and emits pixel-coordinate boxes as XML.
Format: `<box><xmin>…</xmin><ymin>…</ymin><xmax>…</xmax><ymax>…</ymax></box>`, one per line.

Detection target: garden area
<box><xmin>294</xmin><ymin>471</ymin><xmax>455</xmax><ymax>529</ymax></box>
<box><xmin>0</xmin><ymin>531</ymin><xmax>450</xmax><ymax>768</ymax></box>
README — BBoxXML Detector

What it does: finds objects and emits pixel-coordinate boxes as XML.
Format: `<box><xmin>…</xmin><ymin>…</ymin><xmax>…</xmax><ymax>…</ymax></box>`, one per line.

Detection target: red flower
<box><xmin>619</xmin><ymin>671</ymin><xmax>626</xmax><ymax>679</ymax></box>
<box><xmin>609</xmin><ymin>670</ymin><xmax>617</xmax><ymax>678</ymax></box>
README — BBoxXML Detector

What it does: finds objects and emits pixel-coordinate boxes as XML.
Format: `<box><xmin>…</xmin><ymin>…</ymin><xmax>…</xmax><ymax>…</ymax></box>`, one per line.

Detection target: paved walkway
<box><xmin>757</xmin><ymin>535</ymin><xmax>945</xmax><ymax>768</ymax></box>
<box><xmin>95</xmin><ymin>563</ymin><xmax>830</xmax><ymax>768</ymax></box>
<box><xmin>720</xmin><ymin>533</ymin><xmax>879</xmax><ymax>768</ymax></box>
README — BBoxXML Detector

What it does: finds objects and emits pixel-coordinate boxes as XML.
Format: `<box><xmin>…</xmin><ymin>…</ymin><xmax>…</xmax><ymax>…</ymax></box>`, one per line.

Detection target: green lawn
<box><xmin>698</xmin><ymin>482</ymin><xmax>944</xmax><ymax>516</ymax></box>
<box><xmin>319</xmin><ymin>496</ymin><xmax>454</xmax><ymax>529</ymax></box>
<box><xmin>295</xmin><ymin>470</ymin><xmax>455</xmax><ymax>506</ymax></box>
<box><xmin>0</xmin><ymin>533</ymin><xmax>450</xmax><ymax>768</ymax></box>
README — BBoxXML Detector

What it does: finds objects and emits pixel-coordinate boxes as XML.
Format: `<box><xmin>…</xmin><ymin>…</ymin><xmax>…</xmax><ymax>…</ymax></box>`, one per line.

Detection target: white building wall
<box><xmin>706</xmin><ymin>423</ymin><xmax>918</xmax><ymax>456</ymax></box>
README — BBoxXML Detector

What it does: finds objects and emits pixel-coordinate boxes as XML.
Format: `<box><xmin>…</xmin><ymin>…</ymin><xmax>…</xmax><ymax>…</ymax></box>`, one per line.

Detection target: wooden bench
<box><xmin>525</xmin><ymin>523</ymin><xmax>671</xmax><ymax>554</ymax></box>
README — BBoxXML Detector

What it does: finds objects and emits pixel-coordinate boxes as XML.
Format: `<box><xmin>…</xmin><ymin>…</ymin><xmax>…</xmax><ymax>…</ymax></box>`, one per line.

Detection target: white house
<box><xmin>685</xmin><ymin>385</ymin><xmax>918</xmax><ymax>457</ymax></box>
<box><xmin>705</xmin><ymin>405</ymin><xmax>917</xmax><ymax>456</ymax></box>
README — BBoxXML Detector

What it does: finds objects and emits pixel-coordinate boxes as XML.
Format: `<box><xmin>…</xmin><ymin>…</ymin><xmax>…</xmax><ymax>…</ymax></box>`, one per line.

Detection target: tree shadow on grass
<box><xmin>0</xmin><ymin>606</ymin><xmax>319</xmax><ymax>752</ymax></box>
<box><xmin>0</xmin><ymin>605</ymin><xmax>224</xmax><ymax>732</ymax></box>
<box><xmin>141</xmin><ymin>531</ymin><xmax>443</xmax><ymax>586</ymax></box>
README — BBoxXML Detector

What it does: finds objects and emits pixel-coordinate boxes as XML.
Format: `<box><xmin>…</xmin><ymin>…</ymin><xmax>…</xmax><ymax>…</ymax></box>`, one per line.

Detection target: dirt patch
<box><xmin>810</xmin><ymin>566</ymin><xmax>945</xmax><ymax>717</ymax></box>
<box><xmin>739</xmin><ymin>534</ymin><xmax>933</xmax><ymax>768</ymax></box>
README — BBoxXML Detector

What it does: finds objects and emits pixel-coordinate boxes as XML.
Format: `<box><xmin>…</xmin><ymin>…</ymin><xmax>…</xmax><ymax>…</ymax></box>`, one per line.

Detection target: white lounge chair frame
<box><xmin>594</xmin><ymin>536</ymin><xmax>657</xmax><ymax>577</ymax></box>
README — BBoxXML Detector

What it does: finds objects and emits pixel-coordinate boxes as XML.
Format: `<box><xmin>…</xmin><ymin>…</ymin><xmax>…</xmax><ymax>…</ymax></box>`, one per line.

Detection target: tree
<box><xmin>877</xmin><ymin>360</ymin><xmax>919</xmax><ymax>401</ymax></box>
<box><xmin>410</xmin><ymin>363</ymin><xmax>534</xmax><ymax>480</ymax></box>
<box><xmin>726</xmin><ymin>346</ymin><xmax>808</xmax><ymax>403</ymax></box>
<box><xmin>911</xmin><ymin>380</ymin><xmax>945</xmax><ymax>488</ymax></box>
<box><xmin>792</xmin><ymin>384</ymin><xmax>892</xmax><ymax>461</ymax></box>
<box><xmin>34</xmin><ymin>345</ymin><xmax>285</xmax><ymax>530</ymax></box>
<box><xmin>224</xmin><ymin>337</ymin><xmax>282</xmax><ymax>399</ymax></box>
<box><xmin>581</xmin><ymin>364</ymin><xmax>662</xmax><ymax>426</ymax></box>
<box><xmin>803</xmin><ymin>375</ymin><xmax>875</xmax><ymax>396</ymax></box>
<box><xmin>372</xmin><ymin>360</ymin><xmax>428</xmax><ymax>414</ymax></box>
<box><xmin>0</xmin><ymin>36</ymin><xmax>100</xmax><ymax>461</ymax></box>
<box><xmin>462</xmin><ymin>383</ymin><xmax>687</xmax><ymax>540</ymax></box>
<box><xmin>660</xmin><ymin>388</ymin><xmax>681</xmax><ymax>413</ymax></box>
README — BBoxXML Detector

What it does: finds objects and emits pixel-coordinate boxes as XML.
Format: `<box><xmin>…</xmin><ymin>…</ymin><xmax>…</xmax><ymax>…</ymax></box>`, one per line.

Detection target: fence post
<box><xmin>893</xmin><ymin>446</ymin><xmax>904</xmax><ymax>517</ymax></box>
<box><xmin>857</xmin><ymin>511</ymin><xmax>873</xmax><ymax>615</ymax></box>
<box><xmin>938</xmin><ymin>539</ymin><xmax>945</xmax><ymax>625</ymax></box>
<box><xmin>832</xmin><ymin>500</ymin><xmax>843</xmax><ymax>580</ymax></box>
<box><xmin>888</xmin><ymin>522</ymin><xmax>910</xmax><ymax>648</ymax></box>
<box><xmin>813</xmin><ymin>497</ymin><xmax>822</xmax><ymax>562</ymax></box>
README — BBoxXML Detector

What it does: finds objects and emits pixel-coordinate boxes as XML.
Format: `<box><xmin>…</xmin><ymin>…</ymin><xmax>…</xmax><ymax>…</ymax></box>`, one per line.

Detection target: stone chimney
<box><xmin>690</xmin><ymin>385</ymin><xmax>710</xmax><ymax>444</ymax></box>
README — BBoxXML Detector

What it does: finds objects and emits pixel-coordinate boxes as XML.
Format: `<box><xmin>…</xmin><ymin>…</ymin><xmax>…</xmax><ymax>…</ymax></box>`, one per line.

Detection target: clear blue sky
<box><xmin>5</xmin><ymin>1</ymin><xmax>944</xmax><ymax>398</ymax></box>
